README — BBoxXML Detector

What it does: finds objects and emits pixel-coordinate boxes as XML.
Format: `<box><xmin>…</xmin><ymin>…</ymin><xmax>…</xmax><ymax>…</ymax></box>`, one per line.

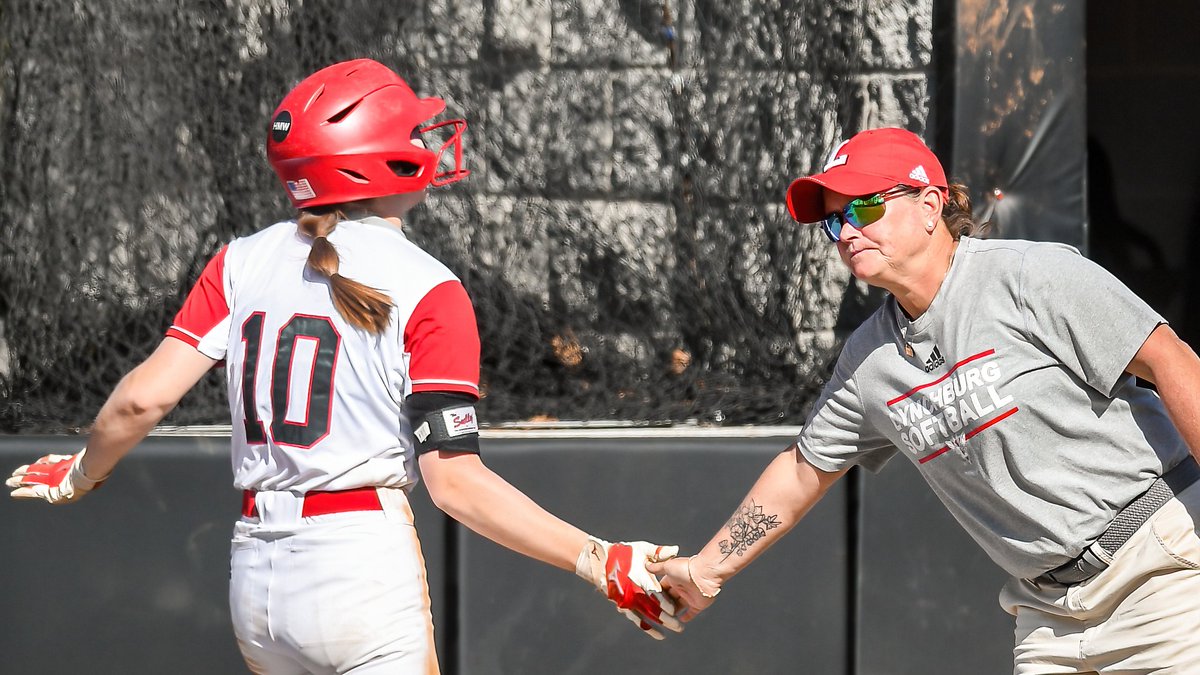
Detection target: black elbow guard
<box><xmin>403</xmin><ymin>391</ymin><xmax>481</xmax><ymax>456</ymax></box>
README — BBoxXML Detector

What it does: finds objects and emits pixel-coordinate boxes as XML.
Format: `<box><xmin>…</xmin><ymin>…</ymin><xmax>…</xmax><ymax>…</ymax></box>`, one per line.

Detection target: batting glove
<box><xmin>6</xmin><ymin>449</ymin><xmax>108</xmax><ymax>504</ymax></box>
<box><xmin>575</xmin><ymin>536</ymin><xmax>684</xmax><ymax>640</ymax></box>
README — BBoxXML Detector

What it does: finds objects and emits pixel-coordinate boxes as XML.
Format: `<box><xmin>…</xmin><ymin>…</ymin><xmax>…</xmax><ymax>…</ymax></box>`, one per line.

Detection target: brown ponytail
<box><xmin>941</xmin><ymin>183</ymin><xmax>993</xmax><ymax>240</ymax></box>
<box><xmin>296</xmin><ymin>207</ymin><xmax>393</xmax><ymax>333</ymax></box>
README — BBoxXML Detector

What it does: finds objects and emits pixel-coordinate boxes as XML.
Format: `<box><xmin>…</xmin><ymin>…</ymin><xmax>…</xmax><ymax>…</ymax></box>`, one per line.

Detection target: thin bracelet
<box><xmin>687</xmin><ymin>556</ymin><xmax>721</xmax><ymax>599</ymax></box>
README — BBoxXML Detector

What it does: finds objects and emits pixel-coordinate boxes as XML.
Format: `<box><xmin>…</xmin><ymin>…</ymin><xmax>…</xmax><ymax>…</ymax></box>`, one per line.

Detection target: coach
<box><xmin>650</xmin><ymin>127</ymin><xmax>1200</xmax><ymax>673</ymax></box>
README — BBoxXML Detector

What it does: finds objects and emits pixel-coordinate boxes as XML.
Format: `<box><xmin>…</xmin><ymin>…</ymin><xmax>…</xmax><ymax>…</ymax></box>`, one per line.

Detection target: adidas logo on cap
<box><xmin>909</xmin><ymin>165</ymin><xmax>930</xmax><ymax>184</ymax></box>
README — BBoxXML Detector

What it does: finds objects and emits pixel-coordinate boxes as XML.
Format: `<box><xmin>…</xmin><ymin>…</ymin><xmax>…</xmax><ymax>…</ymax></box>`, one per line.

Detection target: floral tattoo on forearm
<box><xmin>718</xmin><ymin>499</ymin><xmax>781</xmax><ymax>560</ymax></box>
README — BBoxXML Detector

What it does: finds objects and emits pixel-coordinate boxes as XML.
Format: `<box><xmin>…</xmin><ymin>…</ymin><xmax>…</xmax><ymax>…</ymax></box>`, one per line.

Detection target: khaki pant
<box><xmin>999</xmin><ymin>481</ymin><xmax>1200</xmax><ymax>675</ymax></box>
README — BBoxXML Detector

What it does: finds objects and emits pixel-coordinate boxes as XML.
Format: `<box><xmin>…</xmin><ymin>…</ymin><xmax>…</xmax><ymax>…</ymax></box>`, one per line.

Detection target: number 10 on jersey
<box><xmin>239</xmin><ymin>312</ymin><xmax>341</xmax><ymax>448</ymax></box>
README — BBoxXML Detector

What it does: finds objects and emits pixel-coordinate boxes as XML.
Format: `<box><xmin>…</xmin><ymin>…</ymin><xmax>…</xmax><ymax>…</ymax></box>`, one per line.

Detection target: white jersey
<box><xmin>167</xmin><ymin>217</ymin><xmax>480</xmax><ymax>492</ymax></box>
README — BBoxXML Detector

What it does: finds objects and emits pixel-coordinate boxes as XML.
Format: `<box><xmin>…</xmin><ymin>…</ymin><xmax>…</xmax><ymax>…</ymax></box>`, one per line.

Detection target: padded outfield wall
<box><xmin>0</xmin><ymin>432</ymin><xmax>1012</xmax><ymax>674</ymax></box>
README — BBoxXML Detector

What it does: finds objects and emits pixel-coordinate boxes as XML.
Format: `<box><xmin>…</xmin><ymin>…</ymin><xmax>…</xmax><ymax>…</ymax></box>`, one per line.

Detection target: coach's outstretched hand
<box><xmin>575</xmin><ymin>537</ymin><xmax>684</xmax><ymax>639</ymax></box>
<box><xmin>6</xmin><ymin>449</ymin><xmax>108</xmax><ymax>504</ymax></box>
<box><xmin>647</xmin><ymin>554</ymin><xmax>723</xmax><ymax>623</ymax></box>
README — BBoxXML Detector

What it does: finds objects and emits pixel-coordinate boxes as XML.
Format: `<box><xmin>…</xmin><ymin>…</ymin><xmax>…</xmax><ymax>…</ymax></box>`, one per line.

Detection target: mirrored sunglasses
<box><xmin>819</xmin><ymin>186</ymin><xmax>921</xmax><ymax>243</ymax></box>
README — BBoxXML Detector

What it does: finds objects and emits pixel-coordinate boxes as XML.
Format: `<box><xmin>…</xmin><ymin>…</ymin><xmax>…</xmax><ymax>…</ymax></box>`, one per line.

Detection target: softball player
<box><xmin>7</xmin><ymin>59</ymin><xmax>680</xmax><ymax>674</ymax></box>
<box><xmin>649</xmin><ymin>128</ymin><xmax>1200</xmax><ymax>673</ymax></box>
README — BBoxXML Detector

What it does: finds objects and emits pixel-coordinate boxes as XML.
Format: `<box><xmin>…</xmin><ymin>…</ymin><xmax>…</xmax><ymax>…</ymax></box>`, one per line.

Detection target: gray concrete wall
<box><xmin>0</xmin><ymin>0</ymin><xmax>936</xmax><ymax>430</ymax></box>
<box><xmin>406</xmin><ymin>0</ymin><xmax>938</xmax><ymax>425</ymax></box>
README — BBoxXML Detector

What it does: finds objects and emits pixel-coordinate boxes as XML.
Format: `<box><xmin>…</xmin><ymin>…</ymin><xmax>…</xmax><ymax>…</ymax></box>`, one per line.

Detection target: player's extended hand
<box><xmin>6</xmin><ymin>449</ymin><xmax>107</xmax><ymax>504</ymax></box>
<box><xmin>575</xmin><ymin>536</ymin><xmax>684</xmax><ymax>639</ymax></box>
<box><xmin>647</xmin><ymin>554</ymin><xmax>722</xmax><ymax>623</ymax></box>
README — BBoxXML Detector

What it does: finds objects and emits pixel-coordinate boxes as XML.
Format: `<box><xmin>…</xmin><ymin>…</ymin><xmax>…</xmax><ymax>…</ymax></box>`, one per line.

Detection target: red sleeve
<box><xmin>166</xmin><ymin>246</ymin><xmax>230</xmax><ymax>348</ymax></box>
<box><xmin>404</xmin><ymin>280</ymin><xmax>481</xmax><ymax>397</ymax></box>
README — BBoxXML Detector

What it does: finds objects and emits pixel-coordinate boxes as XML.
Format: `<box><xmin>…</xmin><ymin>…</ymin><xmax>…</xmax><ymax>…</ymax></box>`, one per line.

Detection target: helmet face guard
<box><xmin>422</xmin><ymin>118</ymin><xmax>469</xmax><ymax>187</ymax></box>
<box><xmin>267</xmin><ymin>59</ymin><xmax>469</xmax><ymax>208</ymax></box>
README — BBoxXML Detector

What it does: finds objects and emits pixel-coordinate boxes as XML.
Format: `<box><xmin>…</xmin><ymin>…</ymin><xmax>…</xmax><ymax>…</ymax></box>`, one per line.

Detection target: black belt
<box><xmin>1038</xmin><ymin>458</ymin><xmax>1200</xmax><ymax>585</ymax></box>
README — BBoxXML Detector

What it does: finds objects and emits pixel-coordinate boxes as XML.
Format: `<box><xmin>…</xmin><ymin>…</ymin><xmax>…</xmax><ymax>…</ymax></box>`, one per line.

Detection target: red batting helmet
<box><xmin>267</xmin><ymin>59</ymin><xmax>469</xmax><ymax>208</ymax></box>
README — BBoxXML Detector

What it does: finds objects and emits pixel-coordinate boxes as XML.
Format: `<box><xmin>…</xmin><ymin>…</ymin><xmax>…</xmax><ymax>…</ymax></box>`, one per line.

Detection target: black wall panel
<box><xmin>454</xmin><ymin>437</ymin><xmax>848</xmax><ymax>675</ymax></box>
<box><xmin>0</xmin><ymin>436</ymin><xmax>452</xmax><ymax>675</ymax></box>
<box><xmin>1</xmin><ymin>434</ymin><xmax>1024</xmax><ymax>674</ymax></box>
<box><xmin>856</xmin><ymin>461</ymin><xmax>1013</xmax><ymax>674</ymax></box>
<box><xmin>0</xmin><ymin>436</ymin><xmax>248</xmax><ymax>674</ymax></box>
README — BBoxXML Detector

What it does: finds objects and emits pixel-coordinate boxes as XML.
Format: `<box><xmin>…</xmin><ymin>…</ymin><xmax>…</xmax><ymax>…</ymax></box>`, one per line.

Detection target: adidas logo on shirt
<box><xmin>923</xmin><ymin>345</ymin><xmax>945</xmax><ymax>372</ymax></box>
<box><xmin>909</xmin><ymin>165</ymin><xmax>930</xmax><ymax>184</ymax></box>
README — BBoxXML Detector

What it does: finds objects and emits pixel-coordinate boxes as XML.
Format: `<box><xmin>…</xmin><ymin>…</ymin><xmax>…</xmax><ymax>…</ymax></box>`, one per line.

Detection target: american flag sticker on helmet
<box><xmin>287</xmin><ymin>179</ymin><xmax>316</xmax><ymax>200</ymax></box>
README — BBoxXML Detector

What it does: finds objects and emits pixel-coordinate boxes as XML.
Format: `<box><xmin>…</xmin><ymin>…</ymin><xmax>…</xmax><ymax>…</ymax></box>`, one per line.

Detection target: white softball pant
<box><xmin>1001</xmin><ymin>480</ymin><xmax>1200</xmax><ymax>674</ymax></box>
<box><xmin>229</xmin><ymin>487</ymin><xmax>439</xmax><ymax>675</ymax></box>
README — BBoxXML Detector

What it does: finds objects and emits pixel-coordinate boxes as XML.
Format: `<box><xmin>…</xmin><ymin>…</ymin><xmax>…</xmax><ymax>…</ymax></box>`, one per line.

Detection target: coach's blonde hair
<box><xmin>296</xmin><ymin>207</ymin><xmax>393</xmax><ymax>334</ymax></box>
<box><xmin>941</xmin><ymin>183</ymin><xmax>992</xmax><ymax>239</ymax></box>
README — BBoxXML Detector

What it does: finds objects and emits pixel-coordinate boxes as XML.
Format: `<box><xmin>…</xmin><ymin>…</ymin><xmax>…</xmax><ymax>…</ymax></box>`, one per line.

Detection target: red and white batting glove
<box><xmin>6</xmin><ymin>449</ymin><xmax>108</xmax><ymax>504</ymax></box>
<box><xmin>575</xmin><ymin>536</ymin><xmax>684</xmax><ymax>640</ymax></box>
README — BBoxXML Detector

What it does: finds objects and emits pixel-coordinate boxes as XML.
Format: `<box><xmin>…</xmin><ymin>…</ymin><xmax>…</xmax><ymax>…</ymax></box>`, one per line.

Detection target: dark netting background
<box><xmin>0</xmin><ymin>0</ymin><xmax>933</xmax><ymax>433</ymax></box>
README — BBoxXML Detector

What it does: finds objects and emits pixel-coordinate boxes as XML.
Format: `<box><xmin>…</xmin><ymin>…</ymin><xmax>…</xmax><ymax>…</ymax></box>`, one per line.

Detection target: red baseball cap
<box><xmin>786</xmin><ymin>127</ymin><xmax>948</xmax><ymax>223</ymax></box>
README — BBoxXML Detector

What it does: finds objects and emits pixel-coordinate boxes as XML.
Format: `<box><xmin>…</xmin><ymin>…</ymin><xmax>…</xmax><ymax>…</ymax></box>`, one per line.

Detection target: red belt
<box><xmin>241</xmin><ymin>487</ymin><xmax>383</xmax><ymax>518</ymax></box>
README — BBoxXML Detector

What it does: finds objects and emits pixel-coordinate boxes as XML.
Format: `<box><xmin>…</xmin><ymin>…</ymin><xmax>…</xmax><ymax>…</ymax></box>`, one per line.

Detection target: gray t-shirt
<box><xmin>797</xmin><ymin>237</ymin><xmax>1191</xmax><ymax>579</ymax></box>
